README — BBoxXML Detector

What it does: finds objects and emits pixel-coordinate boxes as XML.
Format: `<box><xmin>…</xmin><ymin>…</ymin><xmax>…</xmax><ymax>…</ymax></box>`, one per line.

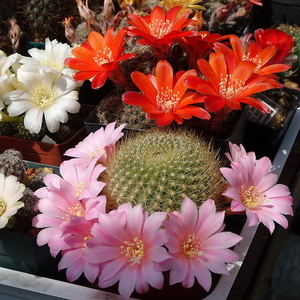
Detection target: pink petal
<box><xmin>100</xmin><ymin>256</ymin><xmax>127</xmax><ymax>282</ymax></box>
<box><xmin>118</xmin><ymin>266</ymin><xmax>137</xmax><ymax>300</ymax></box>
<box><xmin>191</xmin><ymin>261</ymin><xmax>212</xmax><ymax>291</ymax></box>
<box><xmin>203</xmin><ymin>232</ymin><xmax>242</xmax><ymax>249</ymax></box>
<box><xmin>180</xmin><ymin>197</ymin><xmax>199</xmax><ymax>230</ymax></box>
<box><xmin>142</xmin><ymin>259</ymin><xmax>164</xmax><ymax>290</ymax></box>
<box><xmin>169</xmin><ymin>255</ymin><xmax>189</xmax><ymax>285</ymax></box>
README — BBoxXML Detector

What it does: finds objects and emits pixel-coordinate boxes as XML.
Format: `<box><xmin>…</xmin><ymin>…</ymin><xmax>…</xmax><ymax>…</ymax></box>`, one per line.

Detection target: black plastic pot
<box><xmin>244</xmin><ymin>87</ymin><xmax>300</xmax><ymax>159</ymax></box>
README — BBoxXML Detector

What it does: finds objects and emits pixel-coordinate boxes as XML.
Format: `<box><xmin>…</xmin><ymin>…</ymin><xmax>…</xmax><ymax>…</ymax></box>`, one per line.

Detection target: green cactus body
<box><xmin>277</xmin><ymin>24</ymin><xmax>300</xmax><ymax>82</ymax></box>
<box><xmin>16</xmin><ymin>115</ymin><xmax>47</xmax><ymax>141</ymax></box>
<box><xmin>25</xmin><ymin>0</ymin><xmax>77</xmax><ymax>42</ymax></box>
<box><xmin>103</xmin><ymin>128</ymin><xmax>228</xmax><ymax>213</ymax></box>
<box><xmin>119</xmin><ymin>104</ymin><xmax>156</xmax><ymax>130</ymax></box>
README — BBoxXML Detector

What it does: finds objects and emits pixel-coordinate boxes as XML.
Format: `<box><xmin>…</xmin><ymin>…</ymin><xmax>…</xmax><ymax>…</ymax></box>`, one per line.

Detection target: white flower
<box><xmin>0</xmin><ymin>52</ymin><xmax>21</xmax><ymax>76</ymax></box>
<box><xmin>0</xmin><ymin>174</ymin><xmax>25</xmax><ymax>228</ymax></box>
<box><xmin>4</xmin><ymin>64</ymin><xmax>80</xmax><ymax>134</ymax></box>
<box><xmin>20</xmin><ymin>38</ymin><xmax>75</xmax><ymax>78</ymax></box>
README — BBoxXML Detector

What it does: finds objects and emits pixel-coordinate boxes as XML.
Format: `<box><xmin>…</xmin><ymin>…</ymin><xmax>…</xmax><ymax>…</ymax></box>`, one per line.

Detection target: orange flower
<box><xmin>184</xmin><ymin>51</ymin><xmax>282</xmax><ymax>113</ymax></box>
<box><xmin>214</xmin><ymin>34</ymin><xmax>292</xmax><ymax>76</ymax></box>
<box><xmin>64</xmin><ymin>28</ymin><xmax>135</xmax><ymax>89</ymax></box>
<box><xmin>124</xmin><ymin>6</ymin><xmax>197</xmax><ymax>60</ymax></box>
<box><xmin>122</xmin><ymin>60</ymin><xmax>210</xmax><ymax>126</ymax></box>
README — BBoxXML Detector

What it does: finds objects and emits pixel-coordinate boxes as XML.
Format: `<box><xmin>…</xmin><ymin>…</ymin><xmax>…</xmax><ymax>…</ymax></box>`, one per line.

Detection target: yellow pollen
<box><xmin>32</xmin><ymin>84</ymin><xmax>55</xmax><ymax>108</ymax></box>
<box><xmin>241</xmin><ymin>186</ymin><xmax>268</xmax><ymax>209</ymax></box>
<box><xmin>82</xmin><ymin>233</ymin><xmax>93</xmax><ymax>248</ymax></box>
<box><xmin>148</xmin><ymin>20</ymin><xmax>173</xmax><ymax>39</ymax></box>
<box><xmin>62</xmin><ymin>203</ymin><xmax>84</xmax><ymax>220</ymax></box>
<box><xmin>156</xmin><ymin>87</ymin><xmax>180</xmax><ymax>113</ymax></box>
<box><xmin>41</xmin><ymin>60</ymin><xmax>61</xmax><ymax>71</ymax></box>
<box><xmin>74</xmin><ymin>182</ymin><xmax>85</xmax><ymax>197</ymax></box>
<box><xmin>121</xmin><ymin>237</ymin><xmax>145</xmax><ymax>266</ymax></box>
<box><xmin>93</xmin><ymin>47</ymin><xmax>114</xmax><ymax>65</ymax></box>
<box><xmin>0</xmin><ymin>199</ymin><xmax>6</xmax><ymax>216</ymax></box>
<box><xmin>182</xmin><ymin>234</ymin><xmax>202</xmax><ymax>258</ymax></box>
<box><xmin>89</xmin><ymin>148</ymin><xmax>105</xmax><ymax>160</ymax></box>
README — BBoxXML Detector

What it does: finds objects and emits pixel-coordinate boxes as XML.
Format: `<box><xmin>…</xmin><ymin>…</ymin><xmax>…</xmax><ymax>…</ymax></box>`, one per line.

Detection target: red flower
<box><xmin>64</xmin><ymin>28</ymin><xmax>135</xmax><ymax>89</ymax></box>
<box><xmin>122</xmin><ymin>60</ymin><xmax>210</xmax><ymax>126</ymax></box>
<box><xmin>214</xmin><ymin>34</ymin><xmax>292</xmax><ymax>76</ymax></box>
<box><xmin>178</xmin><ymin>31</ymin><xmax>222</xmax><ymax>71</ymax></box>
<box><xmin>254</xmin><ymin>28</ymin><xmax>295</xmax><ymax>65</ymax></box>
<box><xmin>184</xmin><ymin>51</ymin><xmax>282</xmax><ymax>113</ymax></box>
<box><xmin>124</xmin><ymin>6</ymin><xmax>197</xmax><ymax>60</ymax></box>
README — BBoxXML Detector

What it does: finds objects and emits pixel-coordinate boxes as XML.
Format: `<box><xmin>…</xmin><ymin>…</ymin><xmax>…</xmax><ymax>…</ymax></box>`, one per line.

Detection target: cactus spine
<box><xmin>103</xmin><ymin>128</ymin><xmax>228</xmax><ymax>213</ymax></box>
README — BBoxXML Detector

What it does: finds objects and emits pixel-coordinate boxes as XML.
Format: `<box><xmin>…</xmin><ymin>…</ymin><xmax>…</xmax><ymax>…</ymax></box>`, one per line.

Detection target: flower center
<box><xmin>156</xmin><ymin>87</ymin><xmax>180</xmax><ymax>113</ymax></box>
<box><xmin>89</xmin><ymin>148</ymin><xmax>105</xmax><ymax>160</ymax></box>
<box><xmin>219</xmin><ymin>74</ymin><xmax>244</xmax><ymax>101</ymax></box>
<box><xmin>32</xmin><ymin>84</ymin><xmax>55</xmax><ymax>108</ymax></box>
<box><xmin>93</xmin><ymin>47</ymin><xmax>114</xmax><ymax>66</ymax></box>
<box><xmin>241</xmin><ymin>186</ymin><xmax>268</xmax><ymax>209</ymax></box>
<box><xmin>121</xmin><ymin>237</ymin><xmax>145</xmax><ymax>266</ymax></box>
<box><xmin>41</xmin><ymin>60</ymin><xmax>61</xmax><ymax>71</ymax></box>
<box><xmin>182</xmin><ymin>233</ymin><xmax>203</xmax><ymax>258</ymax></box>
<box><xmin>62</xmin><ymin>203</ymin><xmax>85</xmax><ymax>220</ymax></box>
<box><xmin>73</xmin><ymin>182</ymin><xmax>85</xmax><ymax>197</ymax></box>
<box><xmin>0</xmin><ymin>199</ymin><xmax>6</xmax><ymax>216</ymax></box>
<box><xmin>82</xmin><ymin>233</ymin><xmax>93</xmax><ymax>249</ymax></box>
<box><xmin>148</xmin><ymin>20</ymin><xmax>173</xmax><ymax>39</ymax></box>
<box><xmin>243</xmin><ymin>54</ymin><xmax>263</xmax><ymax>73</ymax></box>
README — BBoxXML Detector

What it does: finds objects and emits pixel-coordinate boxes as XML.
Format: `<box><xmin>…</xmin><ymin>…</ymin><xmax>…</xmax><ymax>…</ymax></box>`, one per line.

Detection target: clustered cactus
<box><xmin>103</xmin><ymin>128</ymin><xmax>229</xmax><ymax>213</ymax></box>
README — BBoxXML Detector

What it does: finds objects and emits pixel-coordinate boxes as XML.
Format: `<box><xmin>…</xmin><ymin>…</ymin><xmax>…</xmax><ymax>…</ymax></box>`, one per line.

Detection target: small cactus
<box><xmin>0</xmin><ymin>149</ymin><xmax>27</xmax><ymax>183</ymax></box>
<box><xmin>16</xmin><ymin>115</ymin><xmax>47</xmax><ymax>141</ymax></box>
<box><xmin>276</xmin><ymin>24</ymin><xmax>300</xmax><ymax>82</ymax></box>
<box><xmin>102</xmin><ymin>128</ymin><xmax>228</xmax><ymax>213</ymax></box>
<box><xmin>119</xmin><ymin>104</ymin><xmax>156</xmax><ymax>130</ymax></box>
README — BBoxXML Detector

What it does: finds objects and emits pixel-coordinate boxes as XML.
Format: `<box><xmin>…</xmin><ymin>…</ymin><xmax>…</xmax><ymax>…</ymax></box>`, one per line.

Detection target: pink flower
<box><xmin>32</xmin><ymin>176</ymin><xmax>106</xmax><ymax>256</ymax></box>
<box><xmin>64</xmin><ymin>122</ymin><xmax>126</xmax><ymax>166</ymax></box>
<box><xmin>220</xmin><ymin>155</ymin><xmax>293</xmax><ymax>234</ymax></box>
<box><xmin>59</xmin><ymin>159</ymin><xmax>106</xmax><ymax>200</ymax></box>
<box><xmin>58</xmin><ymin>216</ymin><xmax>102</xmax><ymax>282</ymax></box>
<box><xmin>225</xmin><ymin>141</ymin><xmax>256</xmax><ymax>163</ymax></box>
<box><xmin>162</xmin><ymin>197</ymin><xmax>242</xmax><ymax>291</ymax></box>
<box><xmin>83</xmin><ymin>203</ymin><xmax>170</xmax><ymax>300</ymax></box>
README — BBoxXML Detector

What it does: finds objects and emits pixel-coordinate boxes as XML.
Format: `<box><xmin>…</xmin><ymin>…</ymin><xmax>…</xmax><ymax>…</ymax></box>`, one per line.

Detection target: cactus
<box><xmin>0</xmin><ymin>149</ymin><xmax>27</xmax><ymax>183</ymax></box>
<box><xmin>119</xmin><ymin>104</ymin><xmax>156</xmax><ymax>130</ymax></box>
<box><xmin>11</xmin><ymin>187</ymin><xmax>39</xmax><ymax>233</ymax></box>
<box><xmin>102</xmin><ymin>128</ymin><xmax>228</xmax><ymax>213</ymax></box>
<box><xmin>276</xmin><ymin>24</ymin><xmax>300</xmax><ymax>83</ymax></box>
<box><xmin>16</xmin><ymin>115</ymin><xmax>47</xmax><ymax>141</ymax></box>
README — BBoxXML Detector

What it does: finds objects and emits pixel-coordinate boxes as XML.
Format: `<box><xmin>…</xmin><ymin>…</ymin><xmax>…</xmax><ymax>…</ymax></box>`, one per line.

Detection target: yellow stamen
<box><xmin>182</xmin><ymin>233</ymin><xmax>203</xmax><ymax>258</ymax></box>
<box><xmin>32</xmin><ymin>84</ymin><xmax>55</xmax><ymax>108</ymax></box>
<box><xmin>121</xmin><ymin>237</ymin><xmax>145</xmax><ymax>266</ymax></box>
<box><xmin>148</xmin><ymin>20</ymin><xmax>173</xmax><ymax>38</ymax></box>
<box><xmin>74</xmin><ymin>182</ymin><xmax>85</xmax><ymax>197</ymax></box>
<box><xmin>41</xmin><ymin>60</ymin><xmax>61</xmax><ymax>71</ymax></box>
<box><xmin>62</xmin><ymin>203</ymin><xmax>84</xmax><ymax>220</ymax></box>
<box><xmin>89</xmin><ymin>148</ymin><xmax>105</xmax><ymax>160</ymax></box>
<box><xmin>241</xmin><ymin>185</ymin><xmax>268</xmax><ymax>209</ymax></box>
<box><xmin>156</xmin><ymin>87</ymin><xmax>180</xmax><ymax>113</ymax></box>
<box><xmin>0</xmin><ymin>199</ymin><xmax>6</xmax><ymax>216</ymax></box>
<box><xmin>93</xmin><ymin>47</ymin><xmax>114</xmax><ymax>65</ymax></box>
